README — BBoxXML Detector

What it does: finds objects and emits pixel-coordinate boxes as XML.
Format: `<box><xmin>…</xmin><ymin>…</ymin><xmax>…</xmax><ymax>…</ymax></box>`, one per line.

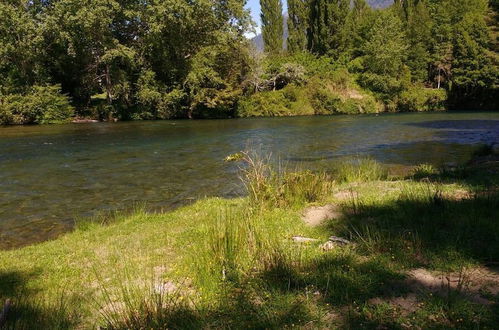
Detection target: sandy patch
<box><xmin>302</xmin><ymin>204</ymin><xmax>343</xmax><ymax>226</ymax></box>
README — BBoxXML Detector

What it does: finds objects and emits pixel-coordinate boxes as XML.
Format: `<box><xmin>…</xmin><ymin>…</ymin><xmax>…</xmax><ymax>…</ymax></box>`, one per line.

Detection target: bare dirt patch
<box><xmin>333</xmin><ymin>190</ymin><xmax>353</xmax><ymax>201</ymax></box>
<box><xmin>302</xmin><ymin>204</ymin><xmax>343</xmax><ymax>226</ymax></box>
<box><xmin>406</xmin><ymin>267</ymin><xmax>499</xmax><ymax>305</ymax></box>
<box><xmin>368</xmin><ymin>267</ymin><xmax>499</xmax><ymax>315</ymax></box>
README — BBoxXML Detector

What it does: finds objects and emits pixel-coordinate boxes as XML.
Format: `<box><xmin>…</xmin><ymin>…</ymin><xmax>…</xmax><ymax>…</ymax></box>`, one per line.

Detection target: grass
<box><xmin>1</xmin><ymin>153</ymin><xmax>498</xmax><ymax>328</ymax></box>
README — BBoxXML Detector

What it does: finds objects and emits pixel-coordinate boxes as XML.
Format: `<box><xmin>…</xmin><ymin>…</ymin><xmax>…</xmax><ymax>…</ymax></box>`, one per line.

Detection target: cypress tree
<box><xmin>260</xmin><ymin>0</ymin><xmax>284</xmax><ymax>54</ymax></box>
<box><xmin>287</xmin><ymin>0</ymin><xmax>308</xmax><ymax>53</ymax></box>
<box><xmin>307</xmin><ymin>0</ymin><xmax>349</xmax><ymax>56</ymax></box>
<box><xmin>404</xmin><ymin>0</ymin><xmax>433</xmax><ymax>82</ymax></box>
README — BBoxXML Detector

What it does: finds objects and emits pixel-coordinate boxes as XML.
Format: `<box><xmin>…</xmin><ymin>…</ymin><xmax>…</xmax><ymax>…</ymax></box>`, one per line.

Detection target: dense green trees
<box><xmin>287</xmin><ymin>0</ymin><xmax>308</xmax><ymax>53</ymax></box>
<box><xmin>0</xmin><ymin>0</ymin><xmax>252</xmax><ymax>123</ymax></box>
<box><xmin>0</xmin><ymin>0</ymin><xmax>497</xmax><ymax>124</ymax></box>
<box><xmin>308</xmin><ymin>0</ymin><xmax>350</xmax><ymax>56</ymax></box>
<box><xmin>260</xmin><ymin>0</ymin><xmax>284</xmax><ymax>54</ymax></box>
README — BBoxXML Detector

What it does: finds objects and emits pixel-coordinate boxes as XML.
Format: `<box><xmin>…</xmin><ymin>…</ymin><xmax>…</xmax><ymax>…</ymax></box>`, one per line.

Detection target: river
<box><xmin>1</xmin><ymin>112</ymin><xmax>498</xmax><ymax>249</ymax></box>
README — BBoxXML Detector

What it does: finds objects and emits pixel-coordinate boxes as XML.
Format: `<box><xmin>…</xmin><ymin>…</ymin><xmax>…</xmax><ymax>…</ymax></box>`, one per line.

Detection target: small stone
<box><xmin>320</xmin><ymin>241</ymin><xmax>337</xmax><ymax>251</ymax></box>
<box><xmin>292</xmin><ymin>236</ymin><xmax>319</xmax><ymax>243</ymax></box>
<box><xmin>328</xmin><ymin>236</ymin><xmax>351</xmax><ymax>245</ymax></box>
<box><xmin>320</xmin><ymin>236</ymin><xmax>352</xmax><ymax>251</ymax></box>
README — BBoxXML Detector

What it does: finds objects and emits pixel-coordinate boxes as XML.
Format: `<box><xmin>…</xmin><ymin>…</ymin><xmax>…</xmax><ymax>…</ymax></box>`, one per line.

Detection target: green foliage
<box><xmin>397</xmin><ymin>86</ymin><xmax>447</xmax><ymax>112</ymax></box>
<box><xmin>0</xmin><ymin>0</ymin><xmax>498</xmax><ymax>122</ymax></box>
<box><xmin>450</xmin><ymin>12</ymin><xmax>499</xmax><ymax>109</ymax></box>
<box><xmin>308</xmin><ymin>75</ymin><xmax>379</xmax><ymax>115</ymax></box>
<box><xmin>308</xmin><ymin>0</ymin><xmax>350</xmax><ymax>56</ymax></box>
<box><xmin>404</xmin><ymin>1</ymin><xmax>433</xmax><ymax>82</ymax></box>
<box><xmin>287</xmin><ymin>0</ymin><xmax>308</xmax><ymax>53</ymax></box>
<box><xmin>0</xmin><ymin>85</ymin><xmax>74</xmax><ymax>125</ymax></box>
<box><xmin>362</xmin><ymin>10</ymin><xmax>408</xmax><ymax>77</ymax></box>
<box><xmin>237</xmin><ymin>84</ymin><xmax>314</xmax><ymax>117</ymax></box>
<box><xmin>261</xmin><ymin>0</ymin><xmax>284</xmax><ymax>54</ymax></box>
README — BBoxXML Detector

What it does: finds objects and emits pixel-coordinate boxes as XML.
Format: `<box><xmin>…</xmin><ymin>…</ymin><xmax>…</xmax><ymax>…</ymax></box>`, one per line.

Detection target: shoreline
<box><xmin>1</xmin><ymin>153</ymin><xmax>498</xmax><ymax>328</ymax></box>
<box><xmin>2</xmin><ymin>109</ymin><xmax>498</xmax><ymax>127</ymax></box>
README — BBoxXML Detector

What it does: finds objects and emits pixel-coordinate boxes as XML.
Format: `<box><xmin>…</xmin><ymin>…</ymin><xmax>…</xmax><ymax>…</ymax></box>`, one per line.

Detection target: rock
<box><xmin>328</xmin><ymin>236</ymin><xmax>351</xmax><ymax>245</ymax></box>
<box><xmin>292</xmin><ymin>236</ymin><xmax>319</xmax><ymax>243</ymax></box>
<box><xmin>320</xmin><ymin>241</ymin><xmax>337</xmax><ymax>251</ymax></box>
<box><xmin>320</xmin><ymin>236</ymin><xmax>352</xmax><ymax>251</ymax></box>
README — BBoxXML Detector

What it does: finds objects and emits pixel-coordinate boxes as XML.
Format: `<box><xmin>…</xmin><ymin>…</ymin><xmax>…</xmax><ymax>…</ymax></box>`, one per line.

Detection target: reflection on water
<box><xmin>1</xmin><ymin>112</ymin><xmax>498</xmax><ymax>249</ymax></box>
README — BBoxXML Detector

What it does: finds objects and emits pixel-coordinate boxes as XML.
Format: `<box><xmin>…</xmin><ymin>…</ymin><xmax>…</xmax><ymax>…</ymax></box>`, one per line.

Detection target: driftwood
<box><xmin>0</xmin><ymin>299</ymin><xmax>11</xmax><ymax>328</ymax></box>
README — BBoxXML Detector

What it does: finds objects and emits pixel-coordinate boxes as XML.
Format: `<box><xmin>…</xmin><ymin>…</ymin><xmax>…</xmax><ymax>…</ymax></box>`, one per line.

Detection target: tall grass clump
<box><xmin>410</xmin><ymin>163</ymin><xmax>439</xmax><ymax>180</ymax></box>
<box><xmin>334</xmin><ymin>157</ymin><xmax>387</xmax><ymax>183</ymax></box>
<box><xmin>1</xmin><ymin>292</ymin><xmax>81</xmax><ymax>329</ymax></box>
<box><xmin>188</xmin><ymin>206</ymin><xmax>292</xmax><ymax>296</ymax></box>
<box><xmin>240</xmin><ymin>151</ymin><xmax>333</xmax><ymax>208</ymax></box>
<box><xmin>97</xmin><ymin>278</ymin><xmax>200</xmax><ymax>329</ymax></box>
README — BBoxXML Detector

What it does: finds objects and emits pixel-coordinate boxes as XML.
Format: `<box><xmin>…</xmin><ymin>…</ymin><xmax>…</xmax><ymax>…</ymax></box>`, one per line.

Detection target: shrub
<box><xmin>237</xmin><ymin>84</ymin><xmax>314</xmax><ymax>117</ymax></box>
<box><xmin>264</xmin><ymin>52</ymin><xmax>335</xmax><ymax>79</ymax></box>
<box><xmin>398</xmin><ymin>87</ymin><xmax>447</xmax><ymax>112</ymax></box>
<box><xmin>411</xmin><ymin>164</ymin><xmax>439</xmax><ymax>180</ymax></box>
<box><xmin>357</xmin><ymin>72</ymin><xmax>405</xmax><ymax>98</ymax></box>
<box><xmin>237</xmin><ymin>90</ymin><xmax>290</xmax><ymax>117</ymax></box>
<box><xmin>309</xmin><ymin>84</ymin><xmax>342</xmax><ymax>115</ymax></box>
<box><xmin>0</xmin><ymin>85</ymin><xmax>74</xmax><ymax>124</ymax></box>
<box><xmin>308</xmin><ymin>78</ymin><xmax>379</xmax><ymax>115</ymax></box>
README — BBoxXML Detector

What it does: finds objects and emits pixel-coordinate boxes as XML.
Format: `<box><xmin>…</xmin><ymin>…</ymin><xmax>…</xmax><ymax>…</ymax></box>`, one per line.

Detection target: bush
<box><xmin>264</xmin><ymin>52</ymin><xmax>335</xmax><ymax>79</ymax></box>
<box><xmin>237</xmin><ymin>84</ymin><xmax>314</xmax><ymax>117</ymax></box>
<box><xmin>358</xmin><ymin>72</ymin><xmax>405</xmax><ymax>98</ymax></box>
<box><xmin>0</xmin><ymin>85</ymin><xmax>74</xmax><ymax>124</ymax></box>
<box><xmin>308</xmin><ymin>78</ymin><xmax>379</xmax><ymax>115</ymax></box>
<box><xmin>398</xmin><ymin>87</ymin><xmax>447</xmax><ymax>112</ymax></box>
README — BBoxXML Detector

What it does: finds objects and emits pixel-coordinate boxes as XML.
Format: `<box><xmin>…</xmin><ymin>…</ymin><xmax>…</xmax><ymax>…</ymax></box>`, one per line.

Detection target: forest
<box><xmin>0</xmin><ymin>0</ymin><xmax>498</xmax><ymax>124</ymax></box>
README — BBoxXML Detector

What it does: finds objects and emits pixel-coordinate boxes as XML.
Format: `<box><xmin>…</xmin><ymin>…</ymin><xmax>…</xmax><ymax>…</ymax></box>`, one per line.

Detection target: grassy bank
<box><xmin>1</xmin><ymin>152</ymin><xmax>499</xmax><ymax>329</ymax></box>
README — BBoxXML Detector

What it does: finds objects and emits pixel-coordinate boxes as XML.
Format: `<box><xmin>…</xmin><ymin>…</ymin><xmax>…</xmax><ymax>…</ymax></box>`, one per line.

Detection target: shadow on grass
<box><xmin>249</xmin><ymin>163</ymin><xmax>499</xmax><ymax>328</ymax></box>
<box><xmin>104</xmin><ymin>163</ymin><xmax>499</xmax><ymax>329</ymax></box>
<box><xmin>0</xmin><ymin>270</ymin><xmax>80</xmax><ymax>329</ymax></box>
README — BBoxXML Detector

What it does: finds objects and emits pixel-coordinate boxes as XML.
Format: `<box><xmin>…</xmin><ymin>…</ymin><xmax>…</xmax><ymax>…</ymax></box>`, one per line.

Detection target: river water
<box><xmin>1</xmin><ymin>112</ymin><xmax>498</xmax><ymax>249</ymax></box>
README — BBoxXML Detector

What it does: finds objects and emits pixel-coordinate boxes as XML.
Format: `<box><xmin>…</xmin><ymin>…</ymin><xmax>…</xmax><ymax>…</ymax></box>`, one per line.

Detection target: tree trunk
<box><xmin>105</xmin><ymin>64</ymin><xmax>113</xmax><ymax>105</ymax></box>
<box><xmin>437</xmin><ymin>68</ymin><xmax>441</xmax><ymax>89</ymax></box>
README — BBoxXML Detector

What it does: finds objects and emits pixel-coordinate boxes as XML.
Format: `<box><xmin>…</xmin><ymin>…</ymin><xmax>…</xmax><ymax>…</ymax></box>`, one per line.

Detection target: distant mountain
<box><xmin>251</xmin><ymin>0</ymin><xmax>394</xmax><ymax>51</ymax></box>
<box><xmin>252</xmin><ymin>33</ymin><xmax>264</xmax><ymax>52</ymax></box>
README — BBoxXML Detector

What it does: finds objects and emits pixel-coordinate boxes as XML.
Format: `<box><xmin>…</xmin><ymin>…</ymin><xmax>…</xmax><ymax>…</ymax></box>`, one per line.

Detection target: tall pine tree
<box><xmin>287</xmin><ymin>0</ymin><xmax>308</xmax><ymax>53</ymax></box>
<box><xmin>404</xmin><ymin>0</ymin><xmax>433</xmax><ymax>82</ymax></box>
<box><xmin>260</xmin><ymin>0</ymin><xmax>283</xmax><ymax>54</ymax></box>
<box><xmin>307</xmin><ymin>0</ymin><xmax>349</xmax><ymax>57</ymax></box>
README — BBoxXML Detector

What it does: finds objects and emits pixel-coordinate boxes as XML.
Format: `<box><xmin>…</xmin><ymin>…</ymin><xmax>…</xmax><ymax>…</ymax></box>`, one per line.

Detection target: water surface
<box><xmin>1</xmin><ymin>112</ymin><xmax>498</xmax><ymax>249</ymax></box>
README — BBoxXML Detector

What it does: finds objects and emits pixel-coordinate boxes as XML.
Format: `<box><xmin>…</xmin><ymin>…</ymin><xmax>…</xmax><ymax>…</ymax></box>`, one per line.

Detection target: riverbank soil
<box><xmin>1</xmin><ymin>152</ymin><xmax>498</xmax><ymax>328</ymax></box>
